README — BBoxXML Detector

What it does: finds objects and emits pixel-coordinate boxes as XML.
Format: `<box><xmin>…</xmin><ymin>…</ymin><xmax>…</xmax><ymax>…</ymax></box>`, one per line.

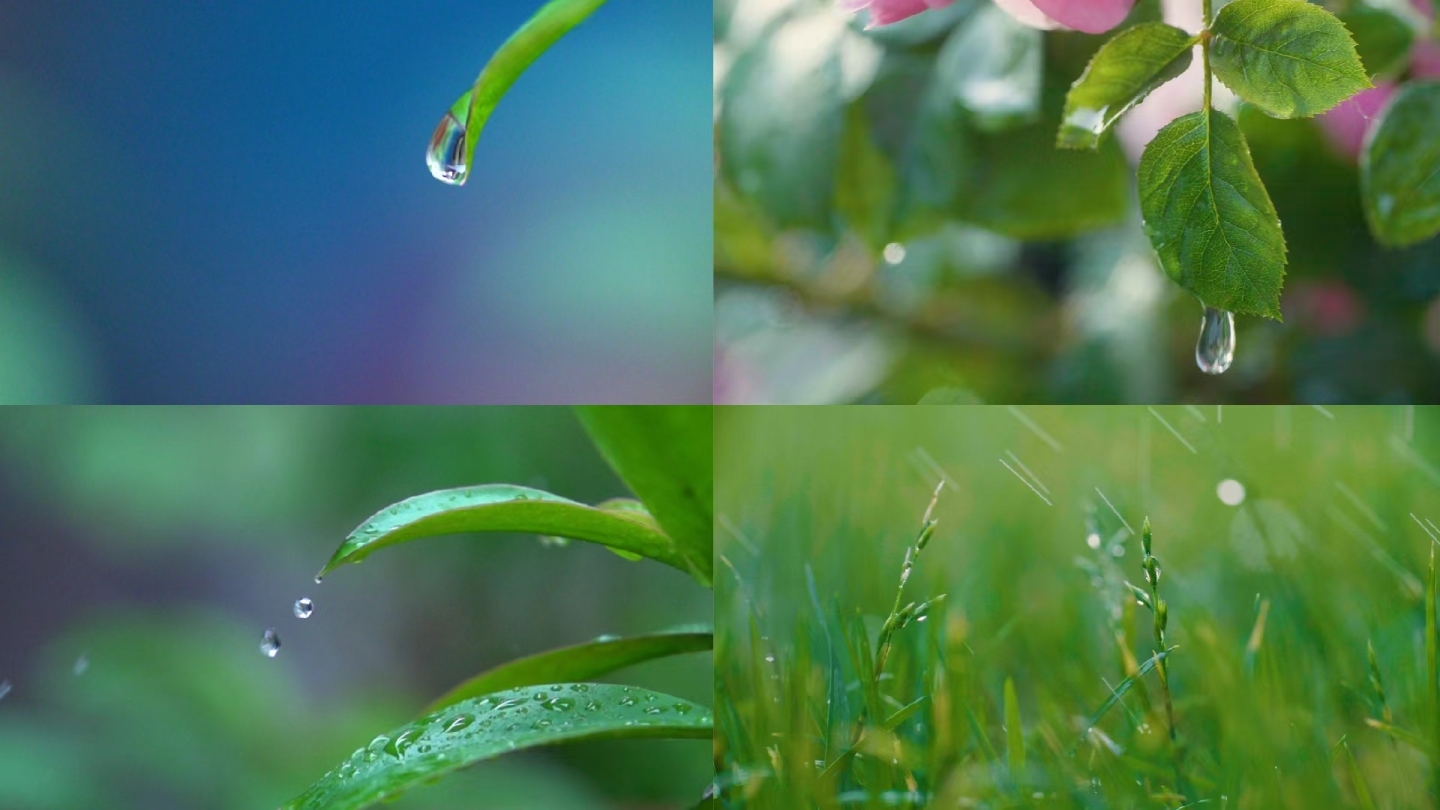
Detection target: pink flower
<box><xmin>996</xmin><ymin>0</ymin><xmax>1136</xmax><ymax>33</ymax></box>
<box><xmin>840</xmin><ymin>0</ymin><xmax>955</xmax><ymax>27</ymax></box>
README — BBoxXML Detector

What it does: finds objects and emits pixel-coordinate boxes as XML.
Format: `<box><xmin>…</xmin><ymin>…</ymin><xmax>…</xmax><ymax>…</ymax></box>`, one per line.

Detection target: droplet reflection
<box><xmin>1196</xmin><ymin>306</ymin><xmax>1235</xmax><ymax>375</ymax></box>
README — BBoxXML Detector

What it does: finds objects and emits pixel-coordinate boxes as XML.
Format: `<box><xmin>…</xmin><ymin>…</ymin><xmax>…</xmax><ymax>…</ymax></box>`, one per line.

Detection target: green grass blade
<box><xmin>1364</xmin><ymin>718</ymin><xmax>1439</xmax><ymax>759</ymax></box>
<box><xmin>283</xmin><ymin>684</ymin><xmax>711</xmax><ymax>810</ymax></box>
<box><xmin>316</xmin><ymin>484</ymin><xmax>688</xmax><ymax>580</ymax></box>
<box><xmin>1084</xmin><ymin>647</ymin><xmax>1176</xmax><ymax>732</ymax></box>
<box><xmin>458</xmin><ymin>0</ymin><xmax>609</xmax><ymax>173</ymax></box>
<box><xmin>1004</xmin><ymin>677</ymin><xmax>1025</xmax><ymax>778</ymax></box>
<box><xmin>883</xmin><ymin>696</ymin><xmax>929</xmax><ymax>731</ymax></box>
<box><xmin>424</xmin><ymin>627</ymin><xmax>713</xmax><ymax>713</ymax></box>
<box><xmin>1428</xmin><ymin>544</ymin><xmax>1438</xmax><ymax>785</ymax></box>
<box><xmin>576</xmin><ymin>406</ymin><xmax>713</xmax><ymax>587</ymax></box>
<box><xmin>1339</xmin><ymin>740</ymin><xmax>1377</xmax><ymax>810</ymax></box>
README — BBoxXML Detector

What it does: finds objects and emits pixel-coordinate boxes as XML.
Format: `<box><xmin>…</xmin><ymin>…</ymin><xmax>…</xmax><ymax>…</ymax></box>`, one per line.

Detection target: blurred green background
<box><xmin>716</xmin><ymin>406</ymin><xmax>1440</xmax><ymax>806</ymax></box>
<box><xmin>0</xmin><ymin>407</ymin><xmax>712</xmax><ymax>809</ymax></box>
<box><xmin>714</xmin><ymin>0</ymin><xmax>1440</xmax><ymax>404</ymax></box>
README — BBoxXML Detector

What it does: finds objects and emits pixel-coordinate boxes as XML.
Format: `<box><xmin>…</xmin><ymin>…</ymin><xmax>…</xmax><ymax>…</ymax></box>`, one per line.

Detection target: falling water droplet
<box><xmin>294</xmin><ymin>597</ymin><xmax>314</xmax><ymax>619</ymax></box>
<box><xmin>73</xmin><ymin>655</ymin><xmax>88</xmax><ymax>676</ymax></box>
<box><xmin>260</xmin><ymin>628</ymin><xmax>281</xmax><ymax>658</ymax></box>
<box><xmin>0</xmin><ymin>680</ymin><xmax>10</xmax><ymax>700</ymax></box>
<box><xmin>1195</xmin><ymin>306</ymin><xmax>1235</xmax><ymax>375</ymax></box>
<box><xmin>426</xmin><ymin>93</ymin><xmax>471</xmax><ymax>186</ymax></box>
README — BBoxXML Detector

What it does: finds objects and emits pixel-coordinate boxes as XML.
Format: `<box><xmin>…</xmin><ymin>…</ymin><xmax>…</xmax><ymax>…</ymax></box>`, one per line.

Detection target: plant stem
<box><xmin>1201</xmin><ymin>0</ymin><xmax>1213</xmax><ymax>114</ymax></box>
<box><xmin>823</xmin><ymin>482</ymin><xmax>944</xmax><ymax>783</ymax></box>
<box><xmin>1141</xmin><ymin>518</ymin><xmax>1182</xmax><ymax>793</ymax></box>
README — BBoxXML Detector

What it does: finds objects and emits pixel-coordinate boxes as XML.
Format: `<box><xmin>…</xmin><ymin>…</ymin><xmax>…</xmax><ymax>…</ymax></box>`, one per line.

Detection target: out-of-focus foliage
<box><xmin>0</xmin><ymin>408</ymin><xmax>711</xmax><ymax>809</ymax></box>
<box><xmin>715</xmin><ymin>405</ymin><xmax>1440</xmax><ymax>807</ymax></box>
<box><xmin>714</xmin><ymin>0</ymin><xmax>1440</xmax><ymax>403</ymax></box>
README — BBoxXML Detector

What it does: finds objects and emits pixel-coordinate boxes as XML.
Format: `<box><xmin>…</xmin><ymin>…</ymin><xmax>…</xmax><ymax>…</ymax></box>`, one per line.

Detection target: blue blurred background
<box><xmin>0</xmin><ymin>407</ymin><xmax>713</xmax><ymax>808</ymax></box>
<box><xmin>0</xmin><ymin>0</ymin><xmax>711</xmax><ymax>403</ymax></box>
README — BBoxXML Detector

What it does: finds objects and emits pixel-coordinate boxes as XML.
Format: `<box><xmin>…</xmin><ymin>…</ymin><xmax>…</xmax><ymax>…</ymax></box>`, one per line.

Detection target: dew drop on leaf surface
<box><xmin>426</xmin><ymin>111</ymin><xmax>468</xmax><ymax>186</ymax></box>
<box><xmin>260</xmin><ymin>628</ymin><xmax>281</xmax><ymax>658</ymax></box>
<box><xmin>294</xmin><ymin>597</ymin><xmax>313</xmax><ymax>619</ymax></box>
<box><xmin>1196</xmin><ymin>306</ymin><xmax>1236</xmax><ymax>375</ymax></box>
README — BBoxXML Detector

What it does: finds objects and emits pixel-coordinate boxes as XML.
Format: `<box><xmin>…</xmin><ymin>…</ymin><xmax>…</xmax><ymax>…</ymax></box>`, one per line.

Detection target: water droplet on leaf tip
<box><xmin>426</xmin><ymin>111</ymin><xmax>469</xmax><ymax>186</ymax></box>
<box><xmin>1196</xmin><ymin>306</ymin><xmax>1235</xmax><ymax>375</ymax></box>
<box><xmin>294</xmin><ymin>597</ymin><xmax>314</xmax><ymax>618</ymax></box>
<box><xmin>260</xmin><ymin>628</ymin><xmax>281</xmax><ymax>658</ymax></box>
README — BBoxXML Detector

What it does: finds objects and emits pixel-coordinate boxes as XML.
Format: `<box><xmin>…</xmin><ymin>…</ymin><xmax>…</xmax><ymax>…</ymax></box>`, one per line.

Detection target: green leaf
<box><xmin>283</xmin><ymin>685</ymin><xmax>712</xmax><ymax>810</ymax></box>
<box><xmin>1361</xmin><ymin>81</ymin><xmax>1440</xmax><ymax>247</ymax></box>
<box><xmin>937</xmin><ymin>2</ymin><xmax>1043</xmax><ymax>131</ymax></box>
<box><xmin>1003</xmin><ymin>677</ymin><xmax>1025</xmax><ymax>777</ymax></box>
<box><xmin>1059</xmin><ymin>23</ymin><xmax>1197</xmax><ymax>149</ymax></box>
<box><xmin>315</xmin><ymin>484</ymin><xmax>689</xmax><ymax>581</ymax></box>
<box><xmin>1339</xmin><ymin>740</ymin><xmax>1378</xmax><ymax>810</ymax></box>
<box><xmin>577</xmin><ymin>407</ymin><xmax>713</xmax><ymax>587</ymax></box>
<box><xmin>451</xmin><ymin>0</ymin><xmax>609</xmax><ymax>179</ymax></box>
<box><xmin>717</xmin><ymin>10</ymin><xmax>845</xmax><ymax>228</ymax></box>
<box><xmin>1138</xmin><ymin>109</ymin><xmax>1288</xmax><ymax>317</ymax></box>
<box><xmin>1210</xmin><ymin>0</ymin><xmax>1371</xmax><ymax>119</ymax></box>
<box><xmin>425</xmin><ymin>626</ymin><xmax>714</xmax><ymax>713</ymax></box>
<box><xmin>1339</xmin><ymin>3</ymin><xmax>1416</xmax><ymax>79</ymax></box>
<box><xmin>1084</xmin><ymin>647</ymin><xmax>1176</xmax><ymax>731</ymax></box>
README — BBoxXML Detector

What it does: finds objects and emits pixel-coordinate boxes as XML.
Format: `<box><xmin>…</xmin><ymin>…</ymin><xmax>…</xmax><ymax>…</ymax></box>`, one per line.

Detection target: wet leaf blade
<box><xmin>317</xmin><ymin>484</ymin><xmax>687</xmax><ymax>579</ymax></box>
<box><xmin>1210</xmin><ymin>0</ymin><xmax>1371</xmax><ymax>118</ymax></box>
<box><xmin>1137</xmin><ymin>109</ymin><xmax>1287</xmax><ymax>318</ymax></box>
<box><xmin>460</xmin><ymin>0</ymin><xmax>609</xmax><ymax>169</ymax></box>
<box><xmin>1085</xmin><ymin>647</ymin><xmax>1175</xmax><ymax>731</ymax></box>
<box><xmin>1361</xmin><ymin>81</ymin><xmax>1440</xmax><ymax>247</ymax></box>
<box><xmin>425</xmin><ymin>627</ymin><xmax>714</xmax><ymax>713</ymax></box>
<box><xmin>577</xmin><ymin>407</ymin><xmax>713</xmax><ymax>587</ymax></box>
<box><xmin>1059</xmin><ymin>23</ymin><xmax>1197</xmax><ymax>149</ymax></box>
<box><xmin>1004</xmin><ymin>677</ymin><xmax>1025</xmax><ymax>776</ymax></box>
<box><xmin>282</xmin><ymin>685</ymin><xmax>712</xmax><ymax>810</ymax></box>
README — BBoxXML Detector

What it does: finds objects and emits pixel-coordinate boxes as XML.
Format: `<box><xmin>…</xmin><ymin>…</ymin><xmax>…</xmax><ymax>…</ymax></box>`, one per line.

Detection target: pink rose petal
<box><xmin>840</xmin><ymin>0</ymin><xmax>955</xmax><ymax>27</ymax></box>
<box><xmin>1033</xmin><ymin>0</ymin><xmax>1136</xmax><ymax>33</ymax></box>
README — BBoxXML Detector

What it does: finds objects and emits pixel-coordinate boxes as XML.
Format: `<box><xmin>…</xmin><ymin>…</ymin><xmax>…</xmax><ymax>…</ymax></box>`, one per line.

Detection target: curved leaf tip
<box><xmin>317</xmin><ymin>484</ymin><xmax>687</xmax><ymax>580</ymax></box>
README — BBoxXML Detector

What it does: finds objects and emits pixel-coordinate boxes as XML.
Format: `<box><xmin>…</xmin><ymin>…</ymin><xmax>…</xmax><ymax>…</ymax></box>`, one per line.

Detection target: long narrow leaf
<box><xmin>457</xmin><ymin>0</ymin><xmax>609</xmax><ymax>175</ymax></box>
<box><xmin>425</xmin><ymin>626</ymin><xmax>713</xmax><ymax>713</ymax></box>
<box><xmin>284</xmin><ymin>684</ymin><xmax>712</xmax><ymax>810</ymax></box>
<box><xmin>1084</xmin><ymin>647</ymin><xmax>1177</xmax><ymax>732</ymax></box>
<box><xmin>577</xmin><ymin>406</ymin><xmax>713</xmax><ymax>586</ymax></box>
<box><xmin>316</xmin><ymin>484</ymin><xmax>687</xmax><ymax>580</ymax></box>
<box><xmin>1004</xmin><ymin>677</ymin><xmax>1025</xmax><ymax>777</ymax></box>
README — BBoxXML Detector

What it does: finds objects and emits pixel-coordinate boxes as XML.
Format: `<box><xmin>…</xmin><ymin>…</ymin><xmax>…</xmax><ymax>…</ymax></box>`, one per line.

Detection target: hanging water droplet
<box><xmin>313</xmin><ymin>575</ymin><xmax>323</xmax><ymax>585</ymax></box>
<box><xmin>1195</xmin><ymin>306</ymin><xmax>1235</xmax><ymax>375</ymax></box>
<box><xmin>260</xmin><ymin>628</ymin><xmax>281</xmax><ymax>658</ymax></box>
<box><xmin>294</xmin><ymin>597</ymin><xmax>314</xmax><ymax>619</ymax></box>
<box><xmin>426</xmin><ymin>111</ymin><xmax>469</xmax><ymax>186</ymax></box>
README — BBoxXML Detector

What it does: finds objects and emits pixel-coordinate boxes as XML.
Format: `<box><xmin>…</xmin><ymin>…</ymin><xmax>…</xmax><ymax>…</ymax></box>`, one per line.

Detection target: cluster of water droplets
<box><xmin>1196</xmin><ymin>306</ymin><xmax>1236</xmax><ymax>375</ymax></box>
<box><xmin>257</xmin><ymin>595</ymin><xmax>316</xmax><ymax>658</ymax></box>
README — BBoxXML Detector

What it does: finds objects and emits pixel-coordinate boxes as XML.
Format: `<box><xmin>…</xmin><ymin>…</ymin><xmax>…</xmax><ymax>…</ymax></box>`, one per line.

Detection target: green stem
<box><xmin>1201</xmin><ymin>0</ymin><xmax>1213</xmax><ymax>114</ymax></box>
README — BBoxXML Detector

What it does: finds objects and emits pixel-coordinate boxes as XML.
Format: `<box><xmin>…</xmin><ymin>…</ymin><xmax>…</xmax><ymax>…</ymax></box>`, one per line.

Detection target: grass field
<box><xmin>715</xmin><ymin>406</ymin><xmax>1440</xmax><ymax>808</ymax></box>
